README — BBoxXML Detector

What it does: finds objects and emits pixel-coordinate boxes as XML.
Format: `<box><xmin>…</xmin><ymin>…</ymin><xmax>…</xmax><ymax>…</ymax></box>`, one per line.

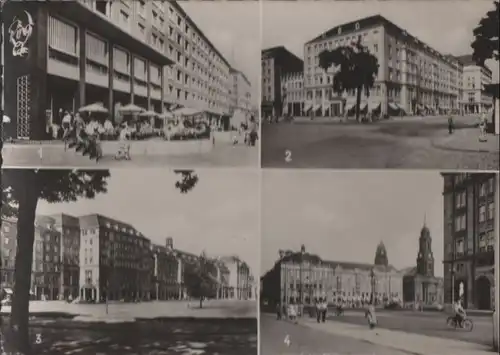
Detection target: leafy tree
<box><xmin>183</xmin><ymin>252</ymin><xmax>218</xmax><ymax>308</ymax></box>
<box><xmin>471</xmin><ymin>1</ymin><xmax>499</xmax><ymax>66</ymax></box>
<box><xmin>1</xmin><ymin>169</ymin><xmax>110</xmax><ymax>354</ymax></box>
<box><xmin>319</xmin><ymin>36</ymin><xmax>379</xmax><ymax>122</ymax></box>
<box><xmin>174</xmin><ymin>170</ymin><xmax>199</xmax><ymax>193</ymax></box>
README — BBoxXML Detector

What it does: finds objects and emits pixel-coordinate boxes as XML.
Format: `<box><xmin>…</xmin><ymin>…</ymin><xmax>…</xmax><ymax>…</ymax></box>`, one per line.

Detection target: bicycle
<box><xmin>446</xmin><ymin>315</ymin><xmax>473</xmax><ymax>331</ymax></box>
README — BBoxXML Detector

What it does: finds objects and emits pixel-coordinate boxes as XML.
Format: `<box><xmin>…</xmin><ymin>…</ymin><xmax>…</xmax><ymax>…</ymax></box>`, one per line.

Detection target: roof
<box><xmin>401</xmin><ymin>266</ymin><xmax>417</xmax><ymax>276</ymax></box>
<box><xmin>261</xmin><ymin>46</ymin><xmax>303</xmax><ymax>64</ymax></box>
<box><xmin>307</xmin><ymin>14</ymin><xmax>460</xmax><ymax>66</ymax></box>
<box><xmin>49</xmin><ymin>213</ymin><xmax>80</xmax><ymax>228</ymax></box>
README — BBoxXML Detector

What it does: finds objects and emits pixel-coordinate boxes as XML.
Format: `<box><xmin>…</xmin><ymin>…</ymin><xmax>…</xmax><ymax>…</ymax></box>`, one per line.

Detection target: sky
<box><xmin>262</xmin><ymin>0</ymin><xmax>499</xmax><ymax>81</ymax></box>
<box><xmin>36</xmin><ymin>169</ymin><xmax>260</xmax><ymax>276</ymax></box>
<box><xmin>261</xmin><ymin>170</ymin><xmax>445</xmax><ymax>277</ymax></box>
<box><xmin>180</xmin><ymin>1</ymin><xmax>261</xmax><ymax>108</ymax></box>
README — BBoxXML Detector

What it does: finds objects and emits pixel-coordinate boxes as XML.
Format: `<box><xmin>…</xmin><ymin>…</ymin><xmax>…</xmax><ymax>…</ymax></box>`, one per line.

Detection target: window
<box><xmin>48</xmin><ymin>16</ymin><xmax>78</xmax><ymax>56</ymax></box>
<box><xmin>86</xmin><ymin>32</ymin><xmax>107</xmax><ymax>65</ymax></box>
<box><xmin>479</xmin><ymin>183</ymin><xmax>486</xmax><ymax>197</ymax></box>
<box><xmin>479</xmin><ymin>234</ymin><xmax>487</xmax><ymax>252</ymax></box>
<box><xmin>487</xmin><ymin>202</ymin><xmax>494</xmax><ymax>220</ymax></box>
<box><xmin>454</xmin><ymin>214</ymin><xmax>466</xmax><ymax>231</ymax></box>
<box><xmin>479</xmin><ymin>205</ymin><xmax>486</xmax><ymax>222</ymax></box>
<box><xmin>119</xmin><ymin>10</ymin><xmax>130</xmax><ymax>29</ymax></box>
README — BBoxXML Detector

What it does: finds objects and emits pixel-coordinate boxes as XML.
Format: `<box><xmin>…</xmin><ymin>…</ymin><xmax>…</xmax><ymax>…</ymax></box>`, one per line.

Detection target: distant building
<box><xmin>455</xmin><ymin>55</ymin><xmax>493</xmax><ymax>115</ymax></box>
<box><xmin>261</xmin><ymin>46</ymin><xmax>303</xmax><ymax>117</ymax></box>
<box><xmin>442</xmin><ymin>173</ymin><xmax>497</xmax><ymax>310</ymax></box>
<box><xmin>303</xmin><ymin>15</ymin><xmax>463</xmax><ymax>118</ymax></box>
<box><xmin>281</xmin><ymin>72</ymin><xmax>305</xmax><ymax>116</ymax></box>
<box><xmin>402</xmin><ymin>221</ymin><xmax>444</xmax><ymax>307</ymax></box>
<box><xmin>150</xmin><ymin>237</ymin><xmax>182</xmax><ymax>300</ymax></box>
<box><xmin>261</xmin><ymin>243</ymin><xmax>404</xmax><ymax>307</ymax></box>
<box><xmin>220</xmin><ymin>256</ymin><xmax>253</xmax><ymax>300</ymax></box>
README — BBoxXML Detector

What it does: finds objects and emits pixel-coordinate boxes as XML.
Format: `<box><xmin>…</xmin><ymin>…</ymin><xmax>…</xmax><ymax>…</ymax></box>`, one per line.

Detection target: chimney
<box><xmin>166</xmin><ymin>237</ymin><xmax>173</xmax><ymax>250</ymax></box>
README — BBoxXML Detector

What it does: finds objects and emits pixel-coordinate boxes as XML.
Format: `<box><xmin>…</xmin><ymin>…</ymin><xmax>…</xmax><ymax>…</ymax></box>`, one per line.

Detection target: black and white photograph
<box><xmin>1</xmin><ymin>0</ymin><xmax>259</xmax><ymax>168</ymax></box>
<box><xmin>260</xmin><ymin>170</ymin><xmax>499</xmax><ymax>355</ymax></box>
<box><xmin>261</xmin><ymin>1</ymin><xmax>500</xmax><ymax>170</ymax></box>
<box><xmin>0</xmin><ymin>168</ymin><xmax>259</xmax><ymax>354</ymax></box>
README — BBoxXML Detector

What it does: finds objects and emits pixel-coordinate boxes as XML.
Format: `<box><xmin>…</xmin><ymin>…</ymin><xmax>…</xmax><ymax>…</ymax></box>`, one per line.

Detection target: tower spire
<box><xmin>423</xmin><ymin>213</ymin><xmax>426</xmax><ymax>226</ymax></box>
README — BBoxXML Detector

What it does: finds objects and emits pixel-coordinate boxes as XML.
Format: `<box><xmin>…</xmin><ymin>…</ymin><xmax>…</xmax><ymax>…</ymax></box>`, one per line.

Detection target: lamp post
<box><xmin>299</xmin><ymin>245</ymin><xmax>305</xmax><ymax>315</ymax></box>
<box><xmin>451</xmin><ymin>264</ymin><xmax>455</xmax><ymax>306</ymax></box>
<box><xmin>370</xmin><ymin>268</ymin><xmax>375</xmax><ymax>305</ymax></box>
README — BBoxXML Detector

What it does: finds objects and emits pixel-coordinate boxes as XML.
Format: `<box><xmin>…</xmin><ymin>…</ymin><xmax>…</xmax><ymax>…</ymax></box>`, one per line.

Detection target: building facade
<box><xmin>402</xmin><ymin>222</ymin><xmax>444</xmax><ymax>307</ymax></box>
<box><xmin>261</xmin><ymin>244</ymin><xmax>404</xmax><ymax>307</ymax></box>
<box><xmin>442</xmin><ymin>173</ymin><xmax>497</xmax><ymax>310</ymax></box>
<box><xmin>303</xmin><ymin>15</ymin><xmax>463</xmax><ymax>118</ymax></box>
<box><xmin>220</xmin><ymin>256</ymin><xmax>253</xmax><ymax>300</ymax></box>
<box><xmin>456</xmin><ymin>55</ymin><xmax>493</xmax><ymax>114</ymax></box>
<box><xmin>230</xmin><ymin>68</ymin><xmax>252</xmax><ymax>113</ymax></box>
<box><xmin>261</xmin><ymin>46</ymin><xmax>303</xmax><ymax>118</ymax></box>
<box><xmin>2</xmin><ymin>0</ymin><xmax>239</xmax><ymax>140</ymax></box>
<box><xmin>281</xmin><ymin>72</ymin><xmax>305</xmax><ymax>117</ymax></box>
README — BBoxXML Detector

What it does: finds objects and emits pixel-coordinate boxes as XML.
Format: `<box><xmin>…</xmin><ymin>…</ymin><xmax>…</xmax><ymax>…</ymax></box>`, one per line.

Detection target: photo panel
<box><xmin>1</xmin><ymin>0</ymin><xmax>260</xmax><ymax>168</ymax></box>
<box><xmin>261</xmin><ymin>0</ymin><xmax>499</xmax><ymax>170</ymax></box>
<box><xmin>260</xmin><ymin>170</ymin><xmax>499</xmax><ymax>354</ymax></box>
<box><xmin>1</xmin><ymin>167</ymin><xmax>259</xmax><ymax>354</ymax></box>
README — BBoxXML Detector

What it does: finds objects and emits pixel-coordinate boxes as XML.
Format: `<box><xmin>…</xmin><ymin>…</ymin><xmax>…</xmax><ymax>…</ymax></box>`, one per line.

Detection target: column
<box><xmin>130</xmin><ymin>55</ymin><xmax>135</xmax><ymax>104</ymax></box>
<box><xmin>77</xmin><ymin>26</ymin><xmax>87</xmax><ymax>109</ymax></box>
<box><xmin>146</xmin><ymin>60</ymin><xmax>151</xmax><ymax>110</ymax></box>
<box><xmin>321</xmin><ymin>89</ymin><xmax>326</xmax><ymax>116</ymax></box>
<box><xmin>108</xmin><ymin>41</ymin><xmax>114</xmax><ymax>120</ymax></box>
<box><xmin>160</xmin><ymin>65</ymin><xmax>165</xmax><ymax>113</ymax></box>
<box><xmin>178</xmin><ymin>286</ymin><xmax>182</xmax><ymax>300</ymax></box>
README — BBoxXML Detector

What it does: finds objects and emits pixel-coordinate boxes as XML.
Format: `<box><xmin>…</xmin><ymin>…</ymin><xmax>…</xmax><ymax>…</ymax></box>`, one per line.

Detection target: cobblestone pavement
<box><xmin>262</xmin><ymin>115</ymin><xmax>499</xmax><ymax>170</ymax></box>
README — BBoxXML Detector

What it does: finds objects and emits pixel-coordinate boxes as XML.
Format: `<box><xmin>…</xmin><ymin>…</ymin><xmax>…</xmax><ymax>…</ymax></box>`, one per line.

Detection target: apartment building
<box><xmin>455</xmin><ymin>55</ymin><xmax>493</xmax><ymax>114</ymax></box>
<box><xmin>220</xmin><ymin>256</ymin><xmax>254</xmax><ymax>300</ymax></box>
<box><xmin>442</xmin><ymin>173</ymin><xmax>497</xmax><ymax>310</ymax></box>
<box><xmin>2</xmin><ymin>0</ymin><xmax>236</xmax><ymax>140</ymax></box>
<box><xmin>230</xmin><ymin>68</ymin><xmax>252</xmax><ymax>113</ymax></box>
<box><xmin>303</xmin><ymin>15</ymin><xmax>463</xmax><ymax>117</ymax></box>
<box><xmin>281</xmin><ymin>72</ymin><xmax>305</xmax><ymax>116</ymax></box>
<box><xmin>261</xmin><ymin>46</ymin><xmax>304</xmax><ymax>117</ymax></box>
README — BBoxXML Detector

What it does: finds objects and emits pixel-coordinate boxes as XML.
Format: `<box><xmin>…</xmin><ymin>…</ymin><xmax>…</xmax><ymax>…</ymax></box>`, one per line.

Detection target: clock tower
<box><xmin>416</xmin><ymin>217</ymin><xmax>434</xmax><ymax>277</ymax></box>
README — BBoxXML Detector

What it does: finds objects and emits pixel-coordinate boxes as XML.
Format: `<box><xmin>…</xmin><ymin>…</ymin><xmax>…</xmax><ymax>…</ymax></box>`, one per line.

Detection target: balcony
<box><xmin>86</xmin><ymin>59</ymin><xmax>109</xmax><ymax>88</ymax></box>
<box><xmin>47</xmin><ymin>48</ymin><xmax>79</xmax><ymax>81</ymax></box>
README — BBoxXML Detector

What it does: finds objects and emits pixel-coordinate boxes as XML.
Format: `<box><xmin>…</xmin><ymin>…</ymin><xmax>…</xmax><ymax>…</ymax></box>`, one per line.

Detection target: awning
<box><xmin>119</xmin><ymin>104</ymin><xmax>145</xmax><ymax>114</ymax></box>
<box><xmin>172</xmin><ymin>107</ymin><xmax>205</xmax><ymax>116</ymax></box>
<box><xmin>4</xmin><ymin>288</ymin><xmax>13</xmax><ymax>295</ymax></box>
<box><xmin>313</xmin><ymin>104</ymin><xmax>321</xmax><ymax>111</ymax></box>
<box><xmin>369</xmin><ymin>102</ymin><xmax>381</xmax><ymax>111</ymax></box>
<box><xmin>388</xmin><ymin>103</ymin><xmax>399</xmax><ymax>110</ymax></box>
<box><xmin>304</xmin><ymin>102</ymin><xmax>313</xmax><ymax>112</ymax></box>
<box><xmin>139</xmin><ymin>110</ymin><xmax>159</xmax><ymax>117</ymax></box>
<box><xmin>79</xmin><ymin>102</ymin><xmax>108</xmax><ymax>113</ymax></box>
<box><xmin>359</xmin><ymin>102</ymin><xmax>368</xmax><ymax>111</ymax></box>
<box><xmin>345</xmin><ymin>103</ymin><xmax>355</xmax><ymax>111</ymax></box>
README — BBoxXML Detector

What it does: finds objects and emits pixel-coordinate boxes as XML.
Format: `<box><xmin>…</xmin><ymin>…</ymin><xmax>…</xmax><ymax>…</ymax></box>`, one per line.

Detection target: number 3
<box><xmin>35</xmin><ymin>333</ymin><xmax>42</xmax><ymax>344</ymax></box>
<box><xmin>285</xmin><ymin>150</ymin><xmax>292</xmax><ymax>163</ymax></box>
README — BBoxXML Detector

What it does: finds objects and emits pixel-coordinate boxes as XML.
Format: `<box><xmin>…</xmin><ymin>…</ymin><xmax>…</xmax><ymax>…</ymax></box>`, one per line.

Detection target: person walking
<box><xmin>448</xmin><ymin>115</ymin><xmax>454</xmax><ymax>134</ymax></box>
<box><xmin>316</xmin><ymin>299</ymin><xmax>322</xmax><ymax>323</ymax></box>
<box><xmin>276</xmin><ymin>302</ymin><xmax>282</xmax><ymax>320</ymax></box>
<box><xmin>321</xmin><ymin>299</ymin><xmax>327</xmax><ymax>322</ymax></box>
<box><xmin>365</xmin><ymin>300</ymin><xmax>377</xmax><ymax>330</ymax></box>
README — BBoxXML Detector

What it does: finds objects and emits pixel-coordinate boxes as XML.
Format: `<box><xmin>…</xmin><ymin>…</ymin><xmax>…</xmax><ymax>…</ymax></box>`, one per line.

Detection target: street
<box><xmin>0</xmin><ymin>317</ymin><xmax>257</xmax><ymax>355</ymax></box>
<box><xmin>333</xmin><ymin>309</ymin><xmax>493</xmax><ymax>346</ymax></box>
<box><xmin>2</xmin><ymin>142</ymin><xmax>258</xmax><ymax>168</ymax></box>
<box><xmin>261</xmin><ymin>115</ymin><xmax>499</xmax><ymax>169</ymax></box>
<box><xmin>260</xmin><ymin>313</ymin><xmax>412</xmax><ymax>355</ymax></box>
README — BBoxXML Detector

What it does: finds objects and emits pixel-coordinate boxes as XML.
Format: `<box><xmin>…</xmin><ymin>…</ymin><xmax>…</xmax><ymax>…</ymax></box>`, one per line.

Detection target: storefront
<box><xmin>3</xmin><ymin>1</ymin><xmax>173</xmax><ymax>140</ymax></box>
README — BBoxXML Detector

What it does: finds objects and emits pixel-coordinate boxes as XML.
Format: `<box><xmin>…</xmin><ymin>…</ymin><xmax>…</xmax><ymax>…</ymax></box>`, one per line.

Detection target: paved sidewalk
<box><xmin>302</xmin><ymin>318</ymin><xmax>496</xmax><ymax>355</ymax></box>
<box><xmin>432</xmin><ymin>129</ymin><xmax>499</xmax><ymax>153</ymax></box>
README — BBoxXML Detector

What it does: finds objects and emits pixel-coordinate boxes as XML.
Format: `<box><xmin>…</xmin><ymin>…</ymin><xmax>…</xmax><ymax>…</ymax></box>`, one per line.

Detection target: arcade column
<box><xmin>3</xmin><ymin>1</ymin><xmax>48</xmax><ymax>140</ymax></box>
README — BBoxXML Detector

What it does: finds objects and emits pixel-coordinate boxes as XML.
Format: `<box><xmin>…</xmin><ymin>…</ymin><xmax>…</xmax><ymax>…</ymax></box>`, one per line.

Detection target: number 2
<box><xmin>285</xmin><ymin>150</ymin><xmax>292</xmax><ymax>163</ymax></box>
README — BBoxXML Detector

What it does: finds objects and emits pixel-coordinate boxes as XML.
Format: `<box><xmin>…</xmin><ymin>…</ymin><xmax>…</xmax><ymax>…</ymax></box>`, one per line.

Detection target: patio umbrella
<box><xmin>139</xmin><ymin>110</ymin><xmax>158</xmax><ymax>117</ymax></box>
<box><xmin>3</xmin><ymin>115</ymin><xmax>11</xmax><ymax>123</ymax></box>
<box><xmin>119</xmin><ymin>103</ymin><xmax>145</xmax><ymax>114</ymax></box>
<box><xmin>160</xmin><ymin>112</ymin><xmax>174</xmax><ymax>119</ymax></box>
<box><xmin>172</xmin><ymin>107</ymin><xmax>204</xmax><ymax>116</ymax></box>
<box><xmin>78</xmin><ymin>102</ymin><xmax>108</xmax><ymax>113</ymax></box>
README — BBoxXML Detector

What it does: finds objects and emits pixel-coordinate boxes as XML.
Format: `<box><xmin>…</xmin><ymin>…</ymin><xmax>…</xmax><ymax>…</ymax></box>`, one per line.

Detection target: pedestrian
<box><xmin>276</xmin><ymin>302</ymin><xmax>282</xmax><ymax>320</ymax></box>
<box><xmin>322</xmin><ymin>299</ymin><xmax>327</xmax><ymax>322</ymax></box>
<box><xmin>365</xmin><ymin>300</ymin><xmax>377</xmax><ymax>330</ymax></box>
<box><xmin>479</xmin><ymin>112</ymin><xmax>487</xmax><ymax>142</ymax></box>
<box><xmin>316</xmin><ymin>299</ymin><xmax>321</xmax><ymax>323</ymax></box>
<box><xmin>447</xmin><ymin>115</ymin><xmax>454</xmax><ymax>134</ymax></box>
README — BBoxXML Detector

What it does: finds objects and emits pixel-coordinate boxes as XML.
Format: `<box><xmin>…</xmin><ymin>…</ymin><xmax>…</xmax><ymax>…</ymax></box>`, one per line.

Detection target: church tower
<box><xmin>374</xmin><ymin>241</ymin><xmax>389</xmax><ymax>266</ymax></box>
<box><xmin>416</xmin><ymin>216</ymin><xmax>434</xmax><ymax>277</ymax></box>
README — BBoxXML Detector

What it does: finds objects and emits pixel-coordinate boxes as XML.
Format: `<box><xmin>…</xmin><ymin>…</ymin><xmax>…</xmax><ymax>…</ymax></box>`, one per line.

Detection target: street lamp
<box><xmin>451</xmin><ymin>264</ymin><xmax>455</xmax><ymax>305</ymax></box>
<box><xmin>370</xmin><ymin>268</ymin><xmax>375</xmax><ymax>305</ymax></box>
<box><xmin>299</xmin><ymin>245</ymin><xmax>305</xmax><ymax>314</ymax></box>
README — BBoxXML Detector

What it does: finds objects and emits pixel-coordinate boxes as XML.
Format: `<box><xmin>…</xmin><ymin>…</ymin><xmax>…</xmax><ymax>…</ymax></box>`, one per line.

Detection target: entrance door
<box><xmin>475</xmin><ymin>276</ymin><xmax>491</xmax><ymax>310</ymax></box>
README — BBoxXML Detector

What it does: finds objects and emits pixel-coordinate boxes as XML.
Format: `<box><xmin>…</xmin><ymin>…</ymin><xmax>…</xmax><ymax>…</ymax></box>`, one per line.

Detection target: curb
<box><xmin>431</xmin><ymin>141</ymin><xmax>499</xmax><ymax>154</ymax></box>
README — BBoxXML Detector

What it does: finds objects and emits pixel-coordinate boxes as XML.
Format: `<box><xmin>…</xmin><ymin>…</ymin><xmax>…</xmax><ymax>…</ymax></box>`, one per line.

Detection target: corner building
<box><xmin>2</xmin><ymin>0</ymin><xmax>234</xmax><ymax>140</ymax></box>
<box><xmin>442</xmin><ymin>173</ymin><xmax>497</xmax><ymax>310</ymax></box>
<box><xmin>304</xmin><ymin>15</ymin><xmax>463</xmax><ymax>117</ymax></box>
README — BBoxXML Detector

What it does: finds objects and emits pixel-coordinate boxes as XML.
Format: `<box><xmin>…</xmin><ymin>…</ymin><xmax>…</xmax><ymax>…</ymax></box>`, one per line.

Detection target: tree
<box><xmin>471</xmin><ymin>1</ymin><xmax>499</xmax><ymax>66</ymax></box>
<box><xmin>1</xmin><ymin>169</ymin><xmax>110</xmax><ymax>354</ymax></box>
<box><xmin>183</xmin><ymin>252</ymin><xmax>218</xmax><ymax>308</ymax></box>
<box><xmin>174</xmin><ymin>170</ymin><xmax>199</xmax><ymax>193</ymax></box>
<box><xmin>318</xmin><ymin>36</ymin><xmax>379</xmax><ymax>122</ymax></box>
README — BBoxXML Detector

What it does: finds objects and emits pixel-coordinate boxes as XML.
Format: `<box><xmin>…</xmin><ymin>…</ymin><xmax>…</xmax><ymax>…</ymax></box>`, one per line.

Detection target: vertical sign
<box><xmin>3</xmin><ymin>1</ymin><xmax>47</xmax><ymax>140</ymax></box>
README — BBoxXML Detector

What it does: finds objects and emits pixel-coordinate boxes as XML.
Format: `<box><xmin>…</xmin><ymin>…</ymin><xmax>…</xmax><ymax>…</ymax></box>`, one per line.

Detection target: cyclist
<box><xmin>453</xmin><ymin>299</ymin><xmax>466</xmax><ymax>328</ymax></box>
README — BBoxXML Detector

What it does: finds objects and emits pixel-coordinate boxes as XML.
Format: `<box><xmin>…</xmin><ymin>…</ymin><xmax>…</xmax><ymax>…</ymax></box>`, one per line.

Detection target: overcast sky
<box><xmin>37</xmin><ymin>169</ymin><xmax>260</xmax><ymax>276</ymax></box>
<box><xmin>262</xmin><ymin>0</ymin><xmax>499</xmax><ymax>81</ymax></box>
<box><xmin>261</xmin><ymin>171</ymin><xmax>445</xmax><ymax>277</ymax></box>
<box><xmin>180</xmin><ymin>1</ymin><xmax>261</xmax><ymax>108</ymax></box>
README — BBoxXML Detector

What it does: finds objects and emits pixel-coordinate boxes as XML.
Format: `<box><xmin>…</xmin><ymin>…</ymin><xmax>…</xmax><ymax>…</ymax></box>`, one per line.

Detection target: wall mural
<box><xmin>8</xmin><ymin>10</ymin><xmax>34</xmax><ymax>57</ymax></box>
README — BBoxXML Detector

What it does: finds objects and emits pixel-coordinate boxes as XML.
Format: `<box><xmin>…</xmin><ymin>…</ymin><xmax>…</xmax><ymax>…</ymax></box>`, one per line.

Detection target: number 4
<box><xmin>284</xmin><ymin>334</ymin><xmax>291</xmax><ymax>346</ymax></box>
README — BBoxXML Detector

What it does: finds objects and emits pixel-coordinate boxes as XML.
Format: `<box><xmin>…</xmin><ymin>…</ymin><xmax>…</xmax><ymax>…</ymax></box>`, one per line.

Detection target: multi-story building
<box><xmin>261</xmin><ymin>244</ymin><xmax>404</xmax><ymax>307</ymax></box>
<box><xmin>303</xmin><ymin>15</ymin><xmax>463</xmax><ymax>118</ymax></box>
<box><xmin>150</xmin><ymin>237</ymin><xmax>182</xmax><ymax>300</ymax></box>
<box><xmin>78</xmin><ymin>214</ymin><xmax>153</xmax><ymax>302</ymax></box>
<box><xmin>442</xmin><ymin>173</ymin><xmax>497</xmax><ymax>310</ymax></box>
<box><xmin>455</xmin><ymin>55</ymin><xmax>493</xmax><ymax>115</ymax></box>
<box><xmin>0</xmin><ymin>218</ymin><xmax>17</xmax><ymax>291</ymax></box>
<box><xmin>281</xmin><ymin>72</ymin><xmax>305</xmax><ymax>117</ymax></box>
<box><xmin>220</xmin><ymin>256</ymin><xmax>254</xmax><ymax>300</ymax></box>
<box><xmin>402</xmin><ymin>222</ymin><xmax>444</xmax><ymax>307</ymax></box>
<box><xmin>2</xmin><ymin>0</ymin><xmax>237</xmax><ymax>140</ymax></box>
<box><xmin>261</xmin><ymin>46</ymin><xmax>303</xmax><ymax>118</ymax></box>
<box><xmin>230</xmin><ymin>68</ymin><xmax>252</xmax><ymax>113</ymax></box>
